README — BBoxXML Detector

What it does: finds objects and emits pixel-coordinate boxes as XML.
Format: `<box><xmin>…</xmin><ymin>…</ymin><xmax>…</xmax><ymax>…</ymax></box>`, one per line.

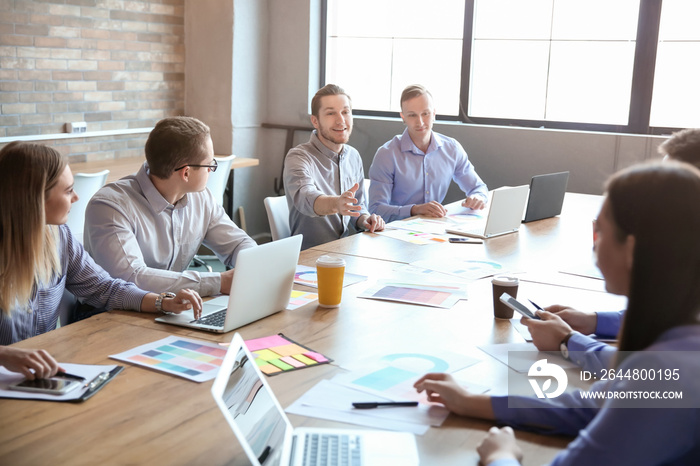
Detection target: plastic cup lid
<box><xmin>316</xmin><ymin>255</ymin><xmax>346</xmax><ymax>267</ymax></box>
<box><xmin>491</xmin><ymin>275</ymin><xmax>519</xmax><ymax>286</ymax></box>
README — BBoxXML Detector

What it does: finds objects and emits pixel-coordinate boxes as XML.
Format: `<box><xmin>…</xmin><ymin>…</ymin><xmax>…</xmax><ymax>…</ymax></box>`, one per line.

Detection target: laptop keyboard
<box><xmin>193</xmin><ymin>309</ymin><xmax>225</xmax><ymax>327</ymax></box>
<box><xmin>302</xmin><ymin>433</ymin><xmax>362</xmax><ymax>466</ymax></box>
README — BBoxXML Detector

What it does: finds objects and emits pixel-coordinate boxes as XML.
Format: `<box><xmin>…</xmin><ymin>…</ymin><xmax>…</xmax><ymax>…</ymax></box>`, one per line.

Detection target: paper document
<box><xmin>286</xmin><ymin>290</ymin><xmax>318</xmax><ymax>310</ymax></box>
<box><xmin>358</xmin><ymin>279</ymin><xmax>468</xmax><ymax>308</ymax></box>
<box><xmin>110</xmin><ymin>336</ymin><xmax>227</xmax><ymax>382</ymax></box>
<box><xmin>411</xmin><ymin>258</ymin><xmax>510</xmax><ymax>281</ymax></box>
<box><xmin>478</xmin><ymin>342</ymin><xmax>578</xmax><ymax>373</ymax></box>
<box><xmin>286</xmin><ymin>379</ymin><xmax>446</xmax><ymax>435</ymax></box>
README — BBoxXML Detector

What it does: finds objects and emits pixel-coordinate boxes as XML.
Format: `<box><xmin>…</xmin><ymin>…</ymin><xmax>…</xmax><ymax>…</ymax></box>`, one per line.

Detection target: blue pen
<box><xmin>528</xmin><ymin>299</ymin><xmax>544</xmax><ymax>311</ymax></box>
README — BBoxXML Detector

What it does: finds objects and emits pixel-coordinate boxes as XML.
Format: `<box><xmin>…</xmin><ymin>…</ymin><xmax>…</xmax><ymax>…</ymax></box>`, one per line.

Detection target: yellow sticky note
<box><xmin>253</xmin><ymin>349</ymin><xmax>281</xmax><ymax>361</ymax></box>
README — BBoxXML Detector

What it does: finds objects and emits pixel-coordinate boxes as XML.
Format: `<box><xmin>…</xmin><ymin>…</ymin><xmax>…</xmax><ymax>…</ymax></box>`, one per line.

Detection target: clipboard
<box><xmin>0</xmin><ymin>363</ymin><xmax>123</xmax><ymax>402</ymax></box>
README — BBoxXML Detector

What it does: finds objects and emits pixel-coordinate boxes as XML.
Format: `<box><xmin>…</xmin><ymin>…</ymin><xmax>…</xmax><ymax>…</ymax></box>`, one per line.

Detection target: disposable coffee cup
<box><xmin>492</xmin><ymin>275</ymin><xmax>519</xmax><ymax>319</ymax></box>
<box><xmin>316</xmin><ymin>255</ymin><xmax>346</xmax><ymax>308</ymax></box>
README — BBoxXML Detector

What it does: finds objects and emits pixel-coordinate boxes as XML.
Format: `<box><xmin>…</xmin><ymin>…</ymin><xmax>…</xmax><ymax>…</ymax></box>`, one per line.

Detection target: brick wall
<box><xmin>0</xmin><ymin>0</ymin><xmax>185</xmax><ymax>162</ymax></box>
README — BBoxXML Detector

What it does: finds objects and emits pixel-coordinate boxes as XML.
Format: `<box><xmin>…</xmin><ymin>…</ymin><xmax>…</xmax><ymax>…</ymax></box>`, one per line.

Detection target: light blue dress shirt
<box><xmin>567</xmin><ymin>310</ymin><xmax>624</xmax><ymax>372</ymax></box>
<box><xmin>489</xmin><ymin>325</ymin><xmax>700</xmax><ymax>465</ymax></box>
<box><xmin>368</xmin><ymin>128</ymin><xmax>487</xmax><ymax>222</ymax></box>
<box><xmin>84</xmin><ymin>163</ymin><xmax>256</xmax><ymax>297</ymax></box>
<box><xmin>0</xmin><ymin>225</ymin><xmax>148</xmax><ymax>345</ymax></box>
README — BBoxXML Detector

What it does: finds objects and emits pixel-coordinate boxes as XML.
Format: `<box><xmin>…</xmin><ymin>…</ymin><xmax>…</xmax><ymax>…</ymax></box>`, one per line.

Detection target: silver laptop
<box><xmin>445</xmin><ymin>185</ymin><xmax>530</xmax><ymax>239</ymax></box>
<box><xmin>156</xmin><ymin>235</ymin><xmax>302</xmax><ymax>333</ymax></box>
<box><xmin>211</xmin><ymin>333</ymin><xmax>419</xmax><ymax>466</ymax></box>
<box><xmin>523</xmin><ymin>171</ymin><xmax>569</xmax><ymax>223</ymax></box>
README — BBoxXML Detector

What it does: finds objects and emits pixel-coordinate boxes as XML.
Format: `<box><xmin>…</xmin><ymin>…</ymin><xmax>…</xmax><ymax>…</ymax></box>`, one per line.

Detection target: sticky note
<box><xmin>258</xmin><ymin>364</ymin><xmax>282</xmax><ymax>375</ymax></box>
<box><xmin>253</xmin><ymin>349</ymin><xmax>282</xmax><ymax>361</ymax></box>
<box><xmin>270</xmin><ymin>343</ymin><xmax>307</xmax><ymax>357</ymax></box>
<box><xmin>280</xmin><ymin>356</ymin><xmax>305</xmax><ymax>368</ymax></box>
<box><xmin>269</xmin><ymin>359</ymin><xmax>293</xmax><ymax>370</ymax></box>
<box><xmin>246</xmin><ymin>335</ymin><xmax>290</xmax><ymax>351</ymax></box>
<box><xmin>304</xmin><ymin>351</ymin><xmax>329</xmax><ymax>363</ymax></box>
<box><xmin>292</xmin><ymin>354</ymin><xmax>317</xmax><ymax>365</ymax></box>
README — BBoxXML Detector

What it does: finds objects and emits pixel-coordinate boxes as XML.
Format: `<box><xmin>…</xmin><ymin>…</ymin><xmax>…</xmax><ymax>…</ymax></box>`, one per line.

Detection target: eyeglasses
<box><xmin>174</xmin><ymin>158</ymin><xmax>218</xmax><ymax>173</ymax></box>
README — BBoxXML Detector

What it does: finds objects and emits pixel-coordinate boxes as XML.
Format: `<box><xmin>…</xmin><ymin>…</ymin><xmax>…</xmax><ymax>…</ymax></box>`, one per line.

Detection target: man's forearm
<box><xmin>313</xmin><ymin>194</ymin><xmax>339</xmax><ymax>215</ymax></box>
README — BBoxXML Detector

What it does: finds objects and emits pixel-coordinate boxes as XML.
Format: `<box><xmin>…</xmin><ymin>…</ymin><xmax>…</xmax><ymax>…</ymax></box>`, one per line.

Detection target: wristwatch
<box><xmin>560</xmin><ymin>331</ymin><xmax>575</xmax><ymax>360</ymax></box>
<box><xmin>155</xmin><ymin>292</ymin><xmax>176</xmax><ymax>313</ymax></box>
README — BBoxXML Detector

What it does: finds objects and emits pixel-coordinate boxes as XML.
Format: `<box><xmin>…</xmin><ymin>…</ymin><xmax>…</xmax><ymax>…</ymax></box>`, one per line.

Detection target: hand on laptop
<box><xmin>163</xmin><ymin>289</ymin><xmax>203</xmax><ymax>320</ymax></box>
<box><xmin>462</xmin><ymin>195</ymin><xmax>486</xmax><ymax>210</ymax></box>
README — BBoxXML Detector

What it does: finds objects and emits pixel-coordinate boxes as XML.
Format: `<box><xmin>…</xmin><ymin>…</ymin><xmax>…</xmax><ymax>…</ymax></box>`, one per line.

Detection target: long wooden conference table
<box><xmin>0</xmin><ymin>193</ymin><xmax>621</xmax><ymax>465</ymax></box>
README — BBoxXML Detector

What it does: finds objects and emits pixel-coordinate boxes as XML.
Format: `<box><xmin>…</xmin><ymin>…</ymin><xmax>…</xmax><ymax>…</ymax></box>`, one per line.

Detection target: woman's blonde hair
<box><xmin>0</xmin><ymin>142</ymin><xmax>63</xmax><ymax>315</ymax></box>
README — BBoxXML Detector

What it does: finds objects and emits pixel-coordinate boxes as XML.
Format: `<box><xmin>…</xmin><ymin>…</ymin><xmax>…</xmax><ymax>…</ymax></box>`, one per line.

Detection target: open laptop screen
<box><xmin>221</xmin><ymin>347</ymin><xmax>286</xmax><ymax>465</ymax></box>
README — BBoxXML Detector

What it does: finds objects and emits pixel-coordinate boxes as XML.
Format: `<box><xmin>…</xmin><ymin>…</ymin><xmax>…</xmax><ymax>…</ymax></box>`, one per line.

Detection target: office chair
<box><xmin>206</xmin><ymin>154</ymin><xmax>236</xmax><ymax>206</ymax></box>
<box><xmin>264</xmin><ymin>195</ymin><xmax>291</xmax><ymax>241</ymax></box>
<box><xmin>66</xmin><ymin>170</ymin><xmax>109</xmax><ymax>243</ymax></box>
<box><xmin>191</xmin><ymin>154</ymin><xmax>237</xmax><ymax>272</ymax></box>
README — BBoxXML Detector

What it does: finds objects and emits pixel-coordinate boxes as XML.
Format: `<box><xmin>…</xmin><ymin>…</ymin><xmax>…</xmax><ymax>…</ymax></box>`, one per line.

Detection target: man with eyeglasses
<box><xmin>85</xmin><ymin>116</ymin><xmax>256</xmax><ymax>297</ymax></box>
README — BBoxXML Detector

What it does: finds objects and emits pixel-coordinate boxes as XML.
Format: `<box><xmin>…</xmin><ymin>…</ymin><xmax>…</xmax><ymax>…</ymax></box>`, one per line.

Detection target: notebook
<box><xmin>155</xmin><ymin>235</ymin><xmax>302</xmax><ymax>333</ymax></box>
<box><xmin>445</xmin><ymin>185</ymin><xmax>530</xmax><ymax>239</ymax></box>
<box><xmin>211</xmin><ymin>333</ymin><xmax>419</xmax><ymax>466</ymax></box>
<box><xmin>523</xmin><ymin>171</ymin><xmax>569</xmax><ymax>223</ymax></box>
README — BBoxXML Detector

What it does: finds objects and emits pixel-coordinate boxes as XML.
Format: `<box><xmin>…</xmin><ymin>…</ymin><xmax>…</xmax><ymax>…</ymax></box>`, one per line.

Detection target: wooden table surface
<box><xmin>0</xmin><ymin>193</ymin><xmax>618</xmax><ymax>465</ymax></box>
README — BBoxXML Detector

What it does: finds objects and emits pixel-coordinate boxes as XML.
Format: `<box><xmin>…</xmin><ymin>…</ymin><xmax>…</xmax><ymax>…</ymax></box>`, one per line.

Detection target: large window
<box><xmin>324</xmin><ymin>0</ymin><xmax>700</xmax><ymax>134</ymax></box>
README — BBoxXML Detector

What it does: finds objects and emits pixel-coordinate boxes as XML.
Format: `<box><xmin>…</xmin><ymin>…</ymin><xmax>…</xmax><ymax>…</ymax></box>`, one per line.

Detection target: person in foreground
<box><xmin>85</xmin><ymin>116</ymin><xmax>256</xmax><ymax>297</ymax></box>
<box><xmin>0</xmin><ymin>142</ymin><xmax>202</xmax><ymax>380</ymax></box>
<box><xmin>368</xmin><ymin>84</ymin><xmax>487</xmax><ymax>222</ymax></box>
<box><xmin>526</xmin><ymin>127</ymin><xmax>700</xmax><ymax>373</ymax></box>
<box><xmin>283</xmin><ymin>84</ymin><xmax>385</xmax><ymax>249</ymax></box>
<box><xmin>415</xmin><ymin>161</ymin><xmax>700</xmax><ymax>465</ymax></box>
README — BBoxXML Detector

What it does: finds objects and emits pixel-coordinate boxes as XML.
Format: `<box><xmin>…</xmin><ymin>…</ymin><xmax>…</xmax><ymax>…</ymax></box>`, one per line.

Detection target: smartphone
<box><xmin>499</xmin><ymin>293</ymin><xmax>541</xmax><ymax>319</ymax></box>
<box><xmin>448</xmin><ymin>237</ymin><xmax>483</xmax><ymax>244</ymax></box>
<box><xmin>8</xmin><ymin>377</ymin><xmax>81</xmax><ymax>395</ymax></box>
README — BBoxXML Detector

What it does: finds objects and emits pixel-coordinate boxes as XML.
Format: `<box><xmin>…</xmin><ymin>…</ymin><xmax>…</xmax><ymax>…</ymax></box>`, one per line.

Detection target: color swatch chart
<box><xmin>359</xmin><ymin>280</ymin><xmax>467</xmax><ymax>309</ymax></box>
<box><xmin>245</xmin><ymin>334</ymin><xmax>331</xmax><ymax>376</ymax></box>
<box><xmin>110</xmin><ymin>336</ymin><xmax>226</xmax><ymax>382</ymax></box>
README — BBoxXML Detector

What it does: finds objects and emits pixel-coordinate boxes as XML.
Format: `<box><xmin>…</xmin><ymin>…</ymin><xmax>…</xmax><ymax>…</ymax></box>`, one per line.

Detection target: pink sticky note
<box><xmin>304</xmin><ymin>351</ymin><xmax>328</xmax><ymax>363</ymax></box>
<box><xmin>245</xmin><ymin>335</ymin><xmax>290</xmax><ymax>352</ymax></box>
<box><xmin>280</xmin><ymin>356</ymin><xmax>305</xmax><ymax>368</ymax></box>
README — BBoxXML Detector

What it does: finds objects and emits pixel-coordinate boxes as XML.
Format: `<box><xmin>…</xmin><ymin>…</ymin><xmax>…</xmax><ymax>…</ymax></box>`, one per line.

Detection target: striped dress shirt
<box><xmin>0</xmin><ymin>225</ymin><xmax>148</xmax><ymax>345</ymax></box>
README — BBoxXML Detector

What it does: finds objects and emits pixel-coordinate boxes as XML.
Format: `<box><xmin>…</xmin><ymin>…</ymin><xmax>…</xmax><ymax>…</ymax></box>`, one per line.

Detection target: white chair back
<box><xmin>207</xmin><ymin>154</ymin><xmax>236</xmax><ymax>206</ymax></box>
<box><xmin>264</xmin><ymin>196</ymin><xmax>291</xmax><ymax>241</ymax></box>
<box><xmin>66</xmin><ymin>170</ymin><xmax>109</xmax><ymax>243</ymax></box>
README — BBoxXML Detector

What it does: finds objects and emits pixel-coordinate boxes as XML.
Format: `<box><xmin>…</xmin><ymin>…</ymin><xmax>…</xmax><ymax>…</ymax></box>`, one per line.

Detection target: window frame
<box><xmin>322</xmin><ymin>0</ymin><xmax>684</xmax><ymax>135</ymax></box>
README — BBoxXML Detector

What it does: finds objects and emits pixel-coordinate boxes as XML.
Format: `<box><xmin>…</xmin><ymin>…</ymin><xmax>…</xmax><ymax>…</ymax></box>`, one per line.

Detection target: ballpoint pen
<box><xmin>529</xmin><ymin>299</ymin><xmax>545</xmax><ymax>312</ymax></box>
<box><xmin>352</xmin><ymin>401</ymin><xmax>419</xmax><ymax>409</ymax></box>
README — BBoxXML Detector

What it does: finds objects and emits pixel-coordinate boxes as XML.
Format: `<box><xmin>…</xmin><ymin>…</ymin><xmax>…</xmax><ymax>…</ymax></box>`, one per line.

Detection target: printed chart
<box><xmin>110</xmin><ymin>336</ymin><xmax>226</xmax><ymax>382</ymax></box>
<box><xmin>358</xmin><ymin>280</ymin><xmax>468</xmax><ymax>308</ymax></box>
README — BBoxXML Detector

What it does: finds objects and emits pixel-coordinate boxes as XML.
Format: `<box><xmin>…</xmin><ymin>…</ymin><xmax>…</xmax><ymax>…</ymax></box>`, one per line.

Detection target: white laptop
<box><xmin>156</xmin><ymin>235</ymin><xmax>302</xmax><ymax>333</ymax></box>
<box><xmin>446</xmin><ymin>185</ymin><xmax>530</xmax><ymax>239</ymax></box>
<box><xmin>211</xmin><ymin>333</ymin><xmax>419</xmax><ymax>466</ymax></box>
